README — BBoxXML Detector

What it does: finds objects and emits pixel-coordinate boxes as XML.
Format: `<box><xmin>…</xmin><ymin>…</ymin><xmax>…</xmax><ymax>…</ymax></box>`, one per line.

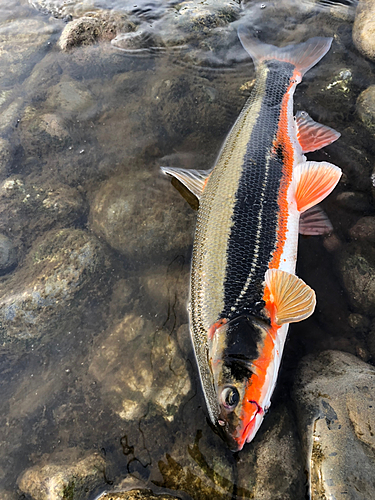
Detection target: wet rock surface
<box><xmin>89</xmin><ymin>169</ymin><xmax>195</xmax><ymax>260</ymax></box>
<box><xmin>18</xmin><ymin>450</ymin><xmax>106</xmax><ymax>500</ymax></box>
<box><xmin>356</xmin><ymin>85</ymin><xmax>375</xmax><ymax>133</ymax></box>
<box><xmin>0</xmin><ymin>176</ymin><xmax>86</xmax><ymax>254</ymax></box>
<box><xmin>88</xmin><ymin>312</ymin><xmax>192</xmax><ymax>422</ymax></box>
<box><xmin>98</xmin><ymin>489</ymin><xmax>181</xmax><ymax>499</ymax></box>
<box><xmin>338</xmin><ymin>242</ymin><xmax>375</xmax><ymax>316</ymax></box>
<box><xmin>0</xmin><ymin>228</ymin><xmax>107</xmax><ymax>343</ymax></box>
<box><xmin>293</xmin><ymin>350</ymin><xmax>375</xmax><ymax>500</ymax></box>
<box><xmin>353</xmin><ymin>0</ymin><xmax>375</xmax><ymax>61</ymax></box>
<box><xmin>59</xmin><ymin>12</ymin><xmax>135</xmax><ymax>51</ymax></box>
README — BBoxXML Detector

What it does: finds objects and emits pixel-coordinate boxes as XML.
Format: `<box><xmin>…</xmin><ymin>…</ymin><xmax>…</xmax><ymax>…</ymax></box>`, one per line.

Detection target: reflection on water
<box><xmin>0</xmin><ymin>0</ymin><xmax>375</xmax><ymax>498</ymax></box>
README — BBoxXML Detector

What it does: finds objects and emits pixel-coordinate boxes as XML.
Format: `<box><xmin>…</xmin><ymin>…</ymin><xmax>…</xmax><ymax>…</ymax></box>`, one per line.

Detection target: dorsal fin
<box><xmin>160</xmin><ymin>167</ymin><xmax>212</xmax><ymax>200</ymax></box>
<box><xmin>296</xmin><ymin>111</ymin><xmax>340</xmax><ymax>153</ymax></box>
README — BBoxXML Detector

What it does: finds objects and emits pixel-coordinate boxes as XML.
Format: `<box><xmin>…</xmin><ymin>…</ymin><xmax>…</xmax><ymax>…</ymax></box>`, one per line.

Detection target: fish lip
<box><xmin>241</xmin><ymin>400</ymin><xmax>263</xmax><ymax>446</ymax></box>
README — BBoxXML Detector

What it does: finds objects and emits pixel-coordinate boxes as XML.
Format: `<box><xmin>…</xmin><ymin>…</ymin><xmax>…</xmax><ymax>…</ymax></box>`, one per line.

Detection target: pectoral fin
<box><xmin>299</xmin><ymin>205</ymin><xmax>333</xmax><ymax>235</ymax></box>
<box><xmin>293</xmin><ymin>161</ymin><xmax>342</xmax><ymax>213</ymax></box>
<box><xmin>296</xmin><ymin>111</ymin><xmax>340</xmax><ymax>153</ymax></box>
<box><xmin>160</xmin><ymin>167</ymin><xmax>213</xmax><ymax>200</ymax></box>
<box><xmin>265</xmin><ymin>269</ymin><xmax>316</xmax><ymax>325</ymax></box>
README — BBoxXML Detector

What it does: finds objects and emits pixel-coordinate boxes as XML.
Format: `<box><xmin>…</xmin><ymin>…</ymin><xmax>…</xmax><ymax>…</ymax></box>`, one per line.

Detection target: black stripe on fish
<box><xmin>221</xmin><ymin>61</ymin><xmax>295</xmax><ymax>320</ymax></box>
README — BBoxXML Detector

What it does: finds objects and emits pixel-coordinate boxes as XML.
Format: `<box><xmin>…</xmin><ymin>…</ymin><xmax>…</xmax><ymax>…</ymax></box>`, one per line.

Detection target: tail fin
<box><xmin>238</xmin><ymin>28</ymin><xmax>332</xmax><ymax>76</ymax></box>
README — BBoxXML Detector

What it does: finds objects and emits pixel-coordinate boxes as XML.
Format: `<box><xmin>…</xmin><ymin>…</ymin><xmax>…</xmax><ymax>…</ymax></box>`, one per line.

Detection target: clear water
<box><xmin>0</xmin><ymin>0</ymin><xmax>373</xmax><ymax>498</ymax></box>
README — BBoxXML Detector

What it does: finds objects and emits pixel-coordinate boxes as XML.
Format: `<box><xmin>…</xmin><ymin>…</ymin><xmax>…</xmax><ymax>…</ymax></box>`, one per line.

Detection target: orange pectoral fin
<box><xmin>293</xmin><ymin>161</ymin><xmax>342</xmax><ymax>213</ymax></box>
<box><xmin>264</xmin><ymin>269</ymin><xmax>316</xmax><ymax>325</ymax></box>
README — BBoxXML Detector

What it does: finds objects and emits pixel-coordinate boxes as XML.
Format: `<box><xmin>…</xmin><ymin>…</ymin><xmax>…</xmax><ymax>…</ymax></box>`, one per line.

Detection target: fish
<box><xmin>161</xmin><ymin>30</ymin><xmax>342</xmax><ymax>451</ymax></box>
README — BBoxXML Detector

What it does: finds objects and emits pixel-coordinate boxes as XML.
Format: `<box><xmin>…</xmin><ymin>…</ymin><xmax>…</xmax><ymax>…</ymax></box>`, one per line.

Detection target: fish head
<box><xmin>208</xmin><ymin>314</ymin><xmax>274</xmax><ymax>451</ymax></box>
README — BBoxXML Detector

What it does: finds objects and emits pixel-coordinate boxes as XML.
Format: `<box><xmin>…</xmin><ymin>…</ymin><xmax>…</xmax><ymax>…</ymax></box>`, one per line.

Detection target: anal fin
<box><xmin>293</xmin><ymin>161</ymin><xmax>342</xmax><ymax>213</ymax></box>
<box><xmin>299</xmin><ymin>205</ymin><xmax>333</xmax><ymax>235</ymax></box>
<box><xmin>296</xmin><ymin>111</ymin><xmax>340</xmax><ymax>153</ymax></box>
<box><xmin>265</xmin><ymin>269</ymin><xmax>316</xmax><ymax>326</ymax></box>
<box><xmin>160</xmin><ymin>167</ymin><xmax>212</xmax><ymax>200</ymax></box>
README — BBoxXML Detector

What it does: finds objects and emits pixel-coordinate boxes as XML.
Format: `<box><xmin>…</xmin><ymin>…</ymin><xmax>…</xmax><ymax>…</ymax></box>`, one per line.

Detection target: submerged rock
<box><xmin>88</xmin><ymin>313</ymin><xmax>191</xmax><ymax>422</ymax></box>
<box><xmin>17</xmin><ymin>450</ymin><xmax>105</xmax><ymax>500</ymax></box>
<box><xmin>0</xmin><ymin>234</ymin><xmax>17</xmax><ymax>273</ymax></box>
<box><xmin>338</xmin><ymin>243</ymin><xmax>375</xmax><ymax>315</ymax></box>
<box><xmin>353</xmin><ymin>0</ymin><xmax>375</xmax><ymax>61</ymax></box>
<box><xmin>89</xmin><ymin>170</ymin><xmax>195</xmax><ymax>260</ymax></box>
<box><xmin>98</xmin><ymin>490</ymin><xmax>181</xmax><ymax>500</ymax></box>
<box><xmin>59</xmin><ymin>12</ymin><xmax>135</xmax><ymax>51</ymax></box>
<box><xmin>356</xmin><ymin>85</ymin><xmax>375</xmax><ymax>133</ymax></box>
<box><xmin>0</xmin><ymin>176</ymin><xmax>86</xmax><ymax>253</ymax></box>
<box><xmin>236</xmin><ymin>405</ymin><xmax>305</xmax><ymax>500</ymax></box>
<box><xmin>349</xmin><ymin>216</ymin><xmax>375</xmax><ymax>243</ymax></box>
<box><xmin>293</xmin><ymin>350</ymin><xmax>375</xmax><ymax>500</ymax></box>
<box><xmin>0</xmin><ymin>228</ymin><xmax>107</xmax><ymax>343</ymax></box>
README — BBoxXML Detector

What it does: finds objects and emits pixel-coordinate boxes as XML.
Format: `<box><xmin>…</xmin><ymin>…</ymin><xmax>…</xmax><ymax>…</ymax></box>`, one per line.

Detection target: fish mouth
<box><xmin>240</xmin><ymin>400</ymin><xmax>264</xmax><ymax>448</ymax></box>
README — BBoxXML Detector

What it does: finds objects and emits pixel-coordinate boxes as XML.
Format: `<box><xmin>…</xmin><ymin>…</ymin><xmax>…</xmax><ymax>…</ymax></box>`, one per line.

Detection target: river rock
<box><xmin>0</xmin><ymin>234</ymin><xmax>17</xmax><ymax>273</ymax></box>
<box><xmin>58</xmin><ymin>12</ymin><xmax>135</xmax><ymax>51</ymax></box>
<box><xmin>0</xmin><ymin>228</ymin><xmax>107</xmax><ymax>343</ymax></box>
<box><xmin>356</xmin><ymin>85</ymin><xmax>375</xmax><ymax>133</ymax></box>
<box><xmin>89</xmin><ymin>169</ymin><xmax>195</xmax><ymax>261</ymax></box>
<box><xmin>338</xmin><ymin>243</ymin><xmax>375</xmax><ymax>315</ymax></box>
<box><xmin>349</xmin><ymin>216</ymin><xmax>375</xmax><ymax>243</ymax></box>
<box><xmin>236</xmin><ymin>405</ymin><xmax>305</xmax><ymax>500</ymax></box>
<box><xmin>0</xmin><ymin>176</ymin><xmax>86</xmax><ymax>253</ymax></box>
<box><xmin>98</xmin><ymin>490</ymin><xmax>181</xmax><ymax>500</ymax></box>
<box><xmin>353</xmin><ymin>0</ymin><xmax>375</xmax><ymax>61</ymax></box>
<box><xmin>88</xmin><ymin>313</ymin><xmax>192</xmax><ymax>422</ymax></box>
<box><xmin>18</xmin><ymin>450</ymin><xmax>105</xmax><ymax>500</ymax></box>
<box><xmin>293</xmin><ymin>350</ymin><xmax>375</xmax><ymax>500</ymax></box>
<box><xmin>0</xmin><ymin>18</ymin><xmax>57</xmax><ymax>88</ymax></box>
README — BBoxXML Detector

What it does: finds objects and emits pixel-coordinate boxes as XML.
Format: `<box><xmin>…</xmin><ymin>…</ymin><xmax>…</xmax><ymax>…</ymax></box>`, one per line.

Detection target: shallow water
<box><xmin>0</xmin><ymin>0</ymin><xmax>374</xmax><ymax>498</ymax></box>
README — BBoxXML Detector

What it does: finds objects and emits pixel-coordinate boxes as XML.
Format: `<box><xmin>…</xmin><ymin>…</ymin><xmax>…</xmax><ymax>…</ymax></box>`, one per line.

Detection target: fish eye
<box><xmin>221</xmin><ymin>386</ymin><xmax>240</xmax><ymax>410</ymax></box>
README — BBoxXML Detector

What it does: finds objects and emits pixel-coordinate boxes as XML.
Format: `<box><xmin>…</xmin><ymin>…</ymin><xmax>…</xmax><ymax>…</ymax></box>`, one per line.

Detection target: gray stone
<box><xmin>58</xmin><ymin>12</ymin><xmax>134</xmax><ymax>51</ymax></box>
<box><xmin>89</xmin><ymin>170</ymin><xmax>195</xmax><ymax>260</ymax></box>
<box><xmin>236</xmin><ymin>405</ymin><xmax>305</xmax><ymax>500</ymax></box>
<box><xmin>350</xmin><ymin>216</ymin><xmax>375</xmax><ymax>243</ymax></box>
<box><xmin>356</xmin><ymin>85</ymin><xmax>375</xmax><ymax>133</ymax></box>
<box><xmin>336</xmin><ymin>191</ymin><xmax>373</xmax><ymax>213</ymax></box>
<box><xmin>0</xmin><ymin>228</ymin><xmax>107</xmax><ymax>342</ymax></box>
<box><xmin>0</xmin><ymin>18</ymin><xmax>57</xmax><ymax>88</ymax></box>
<box><xmin>338</xmin><ymin>243</ymin><xmax>375</xmax><ymax>315</ymax></box>
<box><xmin>353</xmin><ymin>0</ymin><xmax>375</xmax><ymax>61</ymax></box>
<box><xmin>293</xmin><ymin>350</ymin><xmax>375</xmax><ymax>500</ymax></box>
<box><xmin>0</xmin><ymin>234</ymin><xmax>17</xmax><ymax>273</ymax></box>
<box><xmin>17</xmin><ymin>450</ymin><xmax>105</xmax><ymax>500</ymax></box>
<box><xmin>0</xmin><ymin>176</ymin><xmax>86</xmax><ymax>253</ymax></box>
<box><xmin>88</xmin><ymin>313</ymin><xmax>192</xmax><ymax>422</ymax></box>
